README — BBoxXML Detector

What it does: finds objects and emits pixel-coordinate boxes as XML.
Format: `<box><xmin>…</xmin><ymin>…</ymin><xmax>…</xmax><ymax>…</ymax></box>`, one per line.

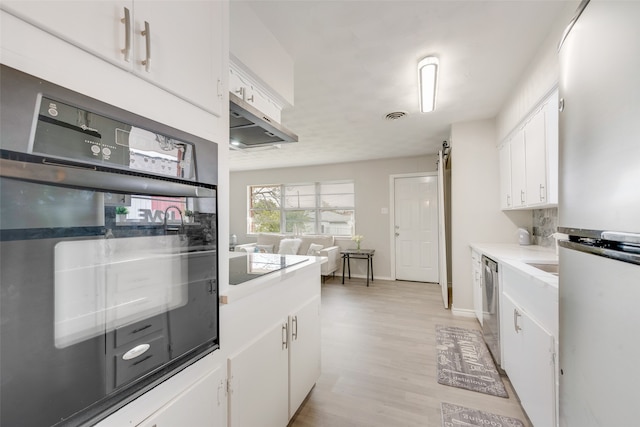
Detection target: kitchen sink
<box><xmin>525</xmin><ymin>262</ymin><xmax>559</xmax><ymax>276</ymax></box>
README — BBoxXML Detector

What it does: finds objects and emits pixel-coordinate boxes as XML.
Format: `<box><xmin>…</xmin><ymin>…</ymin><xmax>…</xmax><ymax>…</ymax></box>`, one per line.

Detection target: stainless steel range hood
<box><xmin>229</xmin><ymin>92</ymin><xmax>298</xmax><ymax>149</ymax></box>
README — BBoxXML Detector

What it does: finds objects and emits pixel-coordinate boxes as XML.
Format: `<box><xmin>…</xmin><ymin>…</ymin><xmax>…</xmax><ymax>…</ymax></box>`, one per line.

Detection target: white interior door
<box><xmin>437</xmin><ymin>151</ymin><xmax>449</xmax><ymax>308</ymax></box>
<box><xmin>394</xmin><ymin>175</ymin><xmax>439</xmax><ymax>282</ymax></box>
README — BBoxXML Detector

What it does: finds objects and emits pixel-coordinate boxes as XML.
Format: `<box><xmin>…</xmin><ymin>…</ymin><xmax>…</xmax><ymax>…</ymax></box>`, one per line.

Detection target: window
<box><xmin>248</xmin><ymin>181</ymin><xmax>354</xmax><ymax>236</ymax></box>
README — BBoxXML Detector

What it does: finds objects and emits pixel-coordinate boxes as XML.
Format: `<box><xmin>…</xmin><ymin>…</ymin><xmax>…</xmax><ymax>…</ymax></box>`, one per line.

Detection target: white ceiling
<box><xmin>229</xmin><ymin>0</ymin><xmax>567</xmax><ymax>171</ymax></box>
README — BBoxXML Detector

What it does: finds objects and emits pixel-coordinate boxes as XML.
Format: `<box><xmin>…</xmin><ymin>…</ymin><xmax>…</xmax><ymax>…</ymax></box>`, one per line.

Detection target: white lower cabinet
<box><xmin>289</xmin><ymin>296</ymin><xmax>321</xmax><ymax>419</ymax></box>
<box><xmin>227</xmin><ymin>295</ymin><xmax>321</xmax><ymax>427</ymax></box>
<box><xmin>471</xmin><ymin>250</ymin><xmax>483</xmax><ymax>325</ymax></box>
<box><xmin>228</xmin><ymin>320</ymin><xmax>290</xmax><ymax>427</ymax></box>
<box><xmin>502</xmin><ymin>292</ymin><xmax>556</xmax><ymax>427</ymax></box>
<box><xmin>136</xmin><ymin>364</ymin><xmax>227</xmax><ymax>427</ymax></box>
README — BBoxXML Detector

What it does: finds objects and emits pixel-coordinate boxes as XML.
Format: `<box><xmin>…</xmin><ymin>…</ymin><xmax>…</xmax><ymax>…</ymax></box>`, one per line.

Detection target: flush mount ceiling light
<box><xmin>418</xmin><ymin>56</ymin><xmax>439</xmax><ymax>113</ymax></box>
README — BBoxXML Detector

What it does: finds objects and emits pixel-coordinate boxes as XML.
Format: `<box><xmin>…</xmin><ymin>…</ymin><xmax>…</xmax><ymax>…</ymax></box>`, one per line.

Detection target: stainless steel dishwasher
<box><xmin>481</xmin><ymin>255</ymin><xmax>501</xmax><ymax>366</ymax></box>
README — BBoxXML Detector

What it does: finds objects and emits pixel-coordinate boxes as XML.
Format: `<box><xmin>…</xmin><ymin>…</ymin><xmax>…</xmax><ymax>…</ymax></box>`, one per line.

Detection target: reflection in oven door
<box><xmin>0</xmin><ymin>160</ymin><xmax>218</xmax><ymax>427</ymax></box>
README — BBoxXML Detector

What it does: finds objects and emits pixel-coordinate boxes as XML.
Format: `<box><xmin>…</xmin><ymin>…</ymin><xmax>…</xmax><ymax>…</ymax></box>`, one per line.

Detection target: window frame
<box><xmin>247</xmin><ymin>181</ymin><xmax>355</xmax><ymax>236</ymax></box>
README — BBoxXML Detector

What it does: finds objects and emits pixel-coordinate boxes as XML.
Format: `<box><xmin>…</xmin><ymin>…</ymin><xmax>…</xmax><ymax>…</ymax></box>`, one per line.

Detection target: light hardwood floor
<box><xmin>290</xmin><ymin>277</ymin><xmax>532</xmax><ymax>427</ymax></box>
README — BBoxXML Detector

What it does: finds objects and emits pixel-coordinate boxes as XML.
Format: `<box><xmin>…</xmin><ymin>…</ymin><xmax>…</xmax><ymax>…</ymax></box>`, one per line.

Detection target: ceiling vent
<box><xmin>385</xmin><ymin>111</ymin><xmax>408</xmax><ymax>121</ymax></box>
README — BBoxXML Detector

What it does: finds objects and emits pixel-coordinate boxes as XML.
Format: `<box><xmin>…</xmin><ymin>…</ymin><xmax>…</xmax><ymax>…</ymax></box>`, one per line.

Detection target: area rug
<box><xmin>441</xmin><ymin>402</ymin><xmax>525</xmax><ymax>427</ymax></box>
<box><xmin>436</xmin><ymin>325</ymin><xmax>508</xmax><ymax>397</ymax></box>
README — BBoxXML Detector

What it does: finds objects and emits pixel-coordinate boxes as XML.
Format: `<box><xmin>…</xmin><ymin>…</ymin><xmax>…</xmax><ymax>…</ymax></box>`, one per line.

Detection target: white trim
<box><xmin>389</xmin><ymin>172</ymin><xmax>438</xmax><ymax>280</ymax></box>
<box><xmin>451</xmin><ymin>306</ymin><xmax>477</xmax><ymax>318</ymax></box>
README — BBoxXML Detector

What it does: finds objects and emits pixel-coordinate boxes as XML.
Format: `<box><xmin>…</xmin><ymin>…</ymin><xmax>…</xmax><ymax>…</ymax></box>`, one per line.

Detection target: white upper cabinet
<box><xmin>499</xmin><ymin>89</ymin><xmax>559</xmax><ymax>210</ymax></box>
<box><xmin>229</xmin><ymin>64</ymin><xmax>283</xmax><ymax>123</ymax></box>
<box><xmin>1</xmin><ymin>0</ymin><xmax>224</xmax><ymax>117</ymax></box>
<box><xmin>510</xmin><ymin>129</ymin><xmax>527</xmax><ymax>208</ymax></box>
<box><xmin>524</xmin><ymin>106</ymin><xmax>549</xmax><ymax>206</ymax></box>
<box><xmin>1</xmin><ymin>1</ymin><xmax>131</xmax><ymax>65</ymax></box>
<box><xmin>133</xmin><ymin>1</ymin><xmax>224</xmax><ymax>117</ymax></box>
<box><xmin>498</xmin><ymin>141</ymin><xmax>512</xmax><ymax>209</ymax></box>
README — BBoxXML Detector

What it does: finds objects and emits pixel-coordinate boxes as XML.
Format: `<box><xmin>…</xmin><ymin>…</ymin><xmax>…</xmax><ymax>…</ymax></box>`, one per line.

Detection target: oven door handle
<box><xmin>0</xmin><ymin>157</ymin><xmax>215</xmax><ymax>198</ymax></box>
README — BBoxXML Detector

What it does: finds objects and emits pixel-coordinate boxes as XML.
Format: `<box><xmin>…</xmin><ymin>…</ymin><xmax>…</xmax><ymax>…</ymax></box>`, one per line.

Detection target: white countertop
<box><xmin>470</xmin><ymin>243</ymin><xmax>559</xmax><ymax>287</ymax></box>
<box><xmin>221</xmin><ymin>253</ymin><xmax>325</xmax><ymax>304</ymax></box>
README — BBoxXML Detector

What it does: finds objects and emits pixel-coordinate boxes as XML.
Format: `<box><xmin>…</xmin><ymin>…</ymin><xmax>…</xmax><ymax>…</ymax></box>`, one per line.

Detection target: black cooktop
<box><xmin>229</xmin><ymin>253</ymin><xmax>307</xmax><ymax>285</ymax></box>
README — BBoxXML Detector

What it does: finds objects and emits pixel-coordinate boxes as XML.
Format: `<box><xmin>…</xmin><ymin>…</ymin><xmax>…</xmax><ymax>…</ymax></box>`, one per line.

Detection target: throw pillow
<box><xmin>306</xmin><ymin>243</ymin><xmax>324</xmax><ymax>256</ymax></box>
<box><xmin>278</xmin><ymin>238</ymin><xmax>302</xmax><ymax>255</ymax></box>
<box><xmin>256</xmin><ymin>244</ymin><xmax>274</xmax><ymax>253</ymax></box>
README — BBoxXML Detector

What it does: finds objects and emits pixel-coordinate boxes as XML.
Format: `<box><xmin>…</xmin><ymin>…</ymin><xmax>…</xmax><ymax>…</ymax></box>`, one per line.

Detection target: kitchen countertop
<box><xmin>470</xmin><ymin>243</ymin><xmax>559</xmax><ymax>287</ymax></box>
<box><xmin>220</xmin><ymin>252</ymin><xmax>325</xmax><ymax>304</ymax></box>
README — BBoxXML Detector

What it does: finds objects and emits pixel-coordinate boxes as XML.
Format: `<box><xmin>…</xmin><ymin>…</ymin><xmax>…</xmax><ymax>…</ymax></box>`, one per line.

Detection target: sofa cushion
<box><xmin>256</xmin><ymin>244</ymin><xmax>274</xmax><ymax>253</ymax></box>
<box><xmin>306</xmin><ymin>243</ymin><xmax>324</xmax><ymax>256</ymax></box>
<box><xmin>278</xmin><ymin>238</ymin><xmax>302</xmax><ymax>255</ymax></box>
<box><xmin>297</xmin><ymin>235</ymin><xmax>334</xmax><ymax>256</ymax></box>
<box><xmin>256</xmin><ymin>233</ymin><xmax>285</xmax><ymax>253</ymax></box>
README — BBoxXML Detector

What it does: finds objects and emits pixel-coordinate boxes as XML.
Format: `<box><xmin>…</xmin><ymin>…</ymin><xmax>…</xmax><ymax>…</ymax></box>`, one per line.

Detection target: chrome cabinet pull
<box><xmin>513</xmin><ymin>308</ymin><xmax>522</xmax><ymax>333</ymax></box>
<box><xmin>506</xmin><ymin>194</ymin><xmax>511</xmax><ymax>207</ymax></box>
<box><xmin>121</xmin><ymin>7</ymin><xmax>131</xmax><ymax>62</ymax></box>
<box><xmin>520</xmin><ymin>190</ymin><xmax>525</xmax><ymax>204</ymax></box>
<box><xmin>292</xmin><ymin>316</ymin><xmax>298</xmax><ymax>341</ymax></box>
<box><xmin>282</xmin><ymin>322</ymin><xmax>288</xmax><ymax>349</ymax></box>
<box><xmin>539</xmin><ymin>183</ymin><xmax>545</xmax><ymax>201</ymax></box>
<box><xmin>141</xmin><ymin>21</ymin><xmax>151</xmax><ymax>72</ymax></box>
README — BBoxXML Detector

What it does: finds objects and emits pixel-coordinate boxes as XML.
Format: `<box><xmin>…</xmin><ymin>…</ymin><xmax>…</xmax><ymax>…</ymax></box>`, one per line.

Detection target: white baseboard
<box><xmin>451</xmin><ymin>306</ymin><xmax>476</xmax><ymax>318</ymax></box>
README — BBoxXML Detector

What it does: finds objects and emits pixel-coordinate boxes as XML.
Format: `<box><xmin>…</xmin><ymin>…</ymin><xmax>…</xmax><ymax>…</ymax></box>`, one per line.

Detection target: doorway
<box><xmin>391</xmin><ymin>173</ymin><xmax>439</xmax><ymax>283</ymax></box>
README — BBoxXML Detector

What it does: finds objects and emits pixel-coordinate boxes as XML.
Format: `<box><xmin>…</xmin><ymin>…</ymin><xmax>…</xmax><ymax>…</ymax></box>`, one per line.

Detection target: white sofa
<box><xmin>235</xmin><ymin>233</ymin><xmax>340</xmax><ymax>277</ymax></box>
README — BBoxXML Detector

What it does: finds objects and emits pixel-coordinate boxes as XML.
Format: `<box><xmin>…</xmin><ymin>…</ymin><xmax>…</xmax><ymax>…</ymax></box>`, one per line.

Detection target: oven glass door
<box><xmin>0</xmin><ymin>159</ymin><xmax>218</xmax><ymax>427</ymax></box>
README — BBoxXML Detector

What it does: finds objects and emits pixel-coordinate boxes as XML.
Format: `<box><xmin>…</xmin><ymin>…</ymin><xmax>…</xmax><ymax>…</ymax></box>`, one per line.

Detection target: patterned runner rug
<box><xmin>436</xmin><ymin>325</ymin><xmax>508</xmax><ymax>397</ymax></box>
<box><xmin>441</xmin><ymin>402</ymin><xmax>525</xmax><ymax>426</ymax></box>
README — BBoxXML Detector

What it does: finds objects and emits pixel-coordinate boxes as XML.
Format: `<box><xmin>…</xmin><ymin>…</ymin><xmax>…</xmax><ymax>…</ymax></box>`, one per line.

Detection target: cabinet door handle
<box><xmin>506</xmin><ymin>194</ymin><xmax>511</xmax><ymax>207</ymax></box>
<box><xmin>539</xmin><ymin>184</ymin><xmax>545</xmax><ymax>201</ymax></box>
<box><xmin>292</xmin><ymin>315</ymin><xmax>298</xmax><ymax>341</ymax></box>
<box><xmin>121</xmin><ymin>7</ymin><xmax>131</xmax><ymax>62</ymax></box>
<box><xmin>513</xmin><ymin>308</ymin><xmax>522</xmax><ymax>333</ymax></box>
<box><xmin>141</xmin><ymin>21</ymin><xmax>151</xmax><ymax>72</ymax></box>
<box><xmin>520</xmin><ymin>190</ymin><xmax>525</xmax><ymax>204</ymax></box>
<box><xmin>282</xmin><ymin>322</ymin><xmax>288</xmax><ymax>350</ymax></box>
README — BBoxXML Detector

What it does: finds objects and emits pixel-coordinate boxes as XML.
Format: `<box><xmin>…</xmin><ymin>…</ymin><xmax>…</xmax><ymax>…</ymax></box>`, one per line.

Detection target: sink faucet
<box><xmin>163</xmin><ymin>205</ymin><xmax>185</xmax><ymax>234</ymax></box>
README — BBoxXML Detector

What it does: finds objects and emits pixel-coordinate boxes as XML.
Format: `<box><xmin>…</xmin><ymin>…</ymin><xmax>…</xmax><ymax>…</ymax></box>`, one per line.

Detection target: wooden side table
<box><xmin>341</xmin><ymin>249</ymin><xmax>375</xmax><ymax>286</ymax></box>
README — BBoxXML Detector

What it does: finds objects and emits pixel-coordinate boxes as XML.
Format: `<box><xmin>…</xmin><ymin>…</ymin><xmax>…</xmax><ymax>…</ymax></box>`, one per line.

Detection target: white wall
<box><xmin>230</xmin><ymin>155</ymin><xmax>437</xmax><ymax>280</ymax></box>
<box><xmin>230</xmin><ymin>1</ymin><xmax>294</xmax><ymax>106</ymax></box>
<box><xmin>450</xmin><ymin>119</ymin><xmax>531</xmax><ymax>314</ymax></box>
<box><xmin>497</xmin><ymin>0</ymin><xmax>580</xmax><ymax>141</ymax></box>
<box><xmin>446</xmin><ymin>2</ymin><xmax>579</xmax><ymax>314</ymax></box>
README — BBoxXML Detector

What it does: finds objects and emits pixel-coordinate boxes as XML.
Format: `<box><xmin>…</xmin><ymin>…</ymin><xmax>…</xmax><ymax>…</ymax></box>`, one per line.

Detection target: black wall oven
<box><xmin>0</xmin><ymin>65</ymin><xmax>219</xmax><ymax>426</ymax></box>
